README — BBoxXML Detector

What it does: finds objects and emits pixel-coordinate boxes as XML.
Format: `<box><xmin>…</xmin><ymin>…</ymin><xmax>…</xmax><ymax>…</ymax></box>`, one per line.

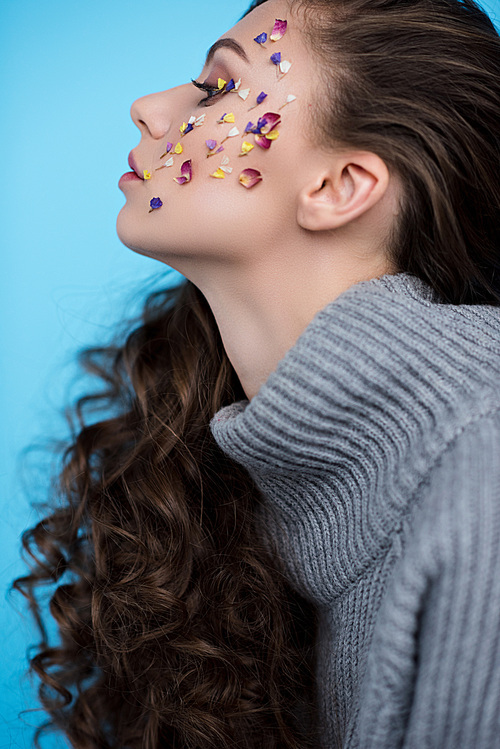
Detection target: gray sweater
<box><xmin>209</xmin><ymin>271</ymin><xmax>500</xmax><ymax>748</ymax></box>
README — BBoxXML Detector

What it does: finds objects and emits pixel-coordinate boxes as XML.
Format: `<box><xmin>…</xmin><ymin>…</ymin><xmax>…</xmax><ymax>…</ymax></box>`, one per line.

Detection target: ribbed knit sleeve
<box><xmin>357</xmin><ymin>409</ymin><xmax>500</xmax><ymax>749</ymax></box>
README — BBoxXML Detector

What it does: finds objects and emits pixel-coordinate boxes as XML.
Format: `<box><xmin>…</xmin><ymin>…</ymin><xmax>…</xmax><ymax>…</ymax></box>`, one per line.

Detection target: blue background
<box><xmin>1</xmin><ymin>0</ymin><xmax>499</xmax><ymax>746</ymax></box>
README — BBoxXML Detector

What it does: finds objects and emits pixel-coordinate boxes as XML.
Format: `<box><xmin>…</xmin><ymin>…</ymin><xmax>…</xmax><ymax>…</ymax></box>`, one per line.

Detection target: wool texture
<box><xmin>210</xmin><ymin>271</ymin><xmax>500</xmax><ymax>748</ymax></box>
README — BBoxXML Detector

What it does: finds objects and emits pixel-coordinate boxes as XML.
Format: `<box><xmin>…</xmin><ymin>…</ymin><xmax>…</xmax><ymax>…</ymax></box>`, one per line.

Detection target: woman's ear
<box><xmin>297</xmin><ymin>151</ymin><xmax>390</xmax><ymax>231</ymax></box>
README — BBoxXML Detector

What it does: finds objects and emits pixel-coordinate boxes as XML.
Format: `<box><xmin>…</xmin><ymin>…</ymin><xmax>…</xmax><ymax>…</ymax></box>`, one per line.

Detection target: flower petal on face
<box><xmin>194</xmin><ymin>114</ymin><xmax>206</xmax><ymax>126</ymax></box>
<box><xmin>149</xmin><ymin>197</ymin><xmax>163</xmax><ymax>212</ymax></box>
<box><xmin>258</xmin><ymin>112</ymin><xmax>281</xmax><ymax>133</ymax></box>
<box><xmin>239</xmin><ymin>168</ymin><xmax>263</xmax><ymax>188</ymax></box>
<box><xmin>223</xmin><ymin>112</ymin><xmax>235</xmax><ymax>123</ymax></box>
<box><xmin>265</xmin><ymin>129</ymin><xmax>280</xmax><ymax>141</ymax></box>
<box><xmin>270</xmin><ymin>18</ymin><xmax>287</xmax><ymax>41</ymax></box>
<box><xmin>206</xmin><ymin>139</ymin><xmax>217</xmax><ymax>151</ymax></box>
<box><xmin>279</xmin><ymin>60</ymin><xmax>292</xmax><ymax>74</ymax></box>
<box><xmin>164</xmin><ymin>156</ymin><xmax>174</xmax><ymax>167</ymax></box>
<box><xmin>160</xmin><ymin>141</ymin><xmax>174</xmax><ymax>158</ymax></box>
<box><xmin>188</xmin><ymin>115</ymin><xmax>196</xmax><ymax>124</ymax></box>
<box><xmin>210</xmin><ymin>167</ymin><xmax>226</xmax><ymax>179</ymax></box>
<box><xmin>233</xmin><ymin>77</ymin><xmax>241</xmax><ymax>90</ymax></box>
<box><xmin>221</xmin><ymin>165</ymin><xmax>233</xmax><ymax>173</ymax></box>
<box><xmin>227</xmin><ymin>126</ymin><xmax>239</xmax><ymax>137</ymax></box>
<box><xmin>256</xmin><ymin>91</ymin><xmax>268</xmax><ymax>105</ymax></box>
<box><xmin>239</xmin><ymin>140</ymin><xmax>254</xmax><ymax>156</ymax></box>
<box><xmin>218</xmin><ymin>78</ymin><xmax>227</xmax><ymax>90</ymax></box>
<box><xmin>270</xmin><ymin>51</ymin><xmax>281</xmax><ymax>65</ymax></box>
<box><xmin>180</xmin><ymin>122</ymin><xmax>187</xmax><ymax>134</ymax></box>
<box><xmin>143</xmin><ymin>169</ymin><xmax>152</xmax><ymax>179</ymax></box>
<box><xmin>244</xmin><ymin>121</ymin><xmax>255</xmax><ymax>133</ymax></box>
<box><xmin>215</xmin><ymin>145</ymin><xmax>225</xmax><ymax>153</ymax></box>
<box><xmin>181</xmin><ymin>122</ymin><xmax>194</xmax><ymax>136</ymax></box>
<box><xmin>254</xmin><ymin>32</ymin><xmax>267</xmax><ymax>45</ymax></box>
<box><xmin>174</xmin><ymin>142</ymin><xmax>183</xmax><ymax>154</ymax></box>
<box><xmin>254</xmin><ymin>133</ymin><xmax>272</xmax><ymax>149</ymax></box>
<box><xmin>278</xmin><ymin>94</ymin><xmax>297</xmax><ymax>110</ymax></box>
<box><xmin>238</xmin><ymin>88</ymin><xmax>250</xmax><ymax>100</ymax></box>
<box><xmin>174</xmin><ymin>159</ymin><xmax>192</xmax><ymax>184</ymax></box>
<box><xmin>220</xmin><ymin>156</ymin><xmax>233</xmax><ymax>173</ymax></box>
<box><xmin>225</xmin><ymin>78</ymin><xmax>235</xmax><ymax>92</ymax></box>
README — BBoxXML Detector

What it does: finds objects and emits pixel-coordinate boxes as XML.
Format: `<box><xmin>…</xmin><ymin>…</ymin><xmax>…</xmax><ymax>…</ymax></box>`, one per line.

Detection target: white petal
<box><xmin>194</xmin><ymin>114</ymin><xmax>206</xmax><ymax>126</ymax></box>
<box><xmin>221</xmin><ymin>155</ymin><xmax>230</xmax><ymax>165</ymax></box>
<box><xmin>286</xmin><ymin>94</ymin><xmax>297</xmax><ymax>103</ymax></box>
<box><xmin>220</xmin><ymin>165</ymin><xmax>233</xmax><ymax>173</ymax></box>
<box><xmin>164</xmin><ymin>156</ymin><xmax>174</xmax><ymax>167</ymax></box>
<box><xmin>238</xmin><ymin>88</ymin><xmax>250</xmax><ymax>100</ymax></box>
<box><xmin>279</xmin><ymin>60</ymin><xmax>292</xmax><ymax>74</ymax></box>
<box><xmin>233</xmin><ymin>77</ymin><xmax>241</xmax><ymax>90</ymax></box>
<box><xmin>227</xmin><ymin>126</ymin><xmax>240</xmax><ymax>137</ymax></box>
<box><xmin>188</xmin><ymin>115</ymin><xmax>196</xmax><ymax>124</ymax></box>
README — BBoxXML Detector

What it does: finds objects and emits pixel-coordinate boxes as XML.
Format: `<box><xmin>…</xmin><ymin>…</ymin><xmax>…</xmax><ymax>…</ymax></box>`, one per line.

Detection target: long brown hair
<box><xmin>14</xmin><ymin>0</ymin><xmax>500</xmax><ymax>747</ymax></box>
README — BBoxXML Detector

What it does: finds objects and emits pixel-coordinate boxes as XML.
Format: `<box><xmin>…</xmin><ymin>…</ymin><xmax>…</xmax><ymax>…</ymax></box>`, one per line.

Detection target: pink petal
<box><xmin>270</xmin><ymin>19</ymin><xmax>287</xmax><ymax>41</ymax></box>
<box><xmin>174</xmin><ymin>175</ymin><xmax>189</xmax><ymax>185</ymax></box>
<box><xmin>180</xmin><ymin>159</ymin><xmax>192</xmax><ymax>181</ymax></box>
<box><xmin>254</xmin><ymin>133</ymin><xmax>272</xmax><ymax>149</ymax></box>
<box><xmin>239</xmin><ymin>168</ymin><xmax>263</xmax><ymax>189</ymax></box>
<box><xmin>259</xmin><ymin>112</ymin><xmax>281</xmax><ymax>134</ymax></box>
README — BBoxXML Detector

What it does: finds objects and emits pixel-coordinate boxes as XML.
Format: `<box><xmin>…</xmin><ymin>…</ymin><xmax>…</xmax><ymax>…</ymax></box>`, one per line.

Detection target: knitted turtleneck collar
<box><xmin>209</xmin><ymin>272</ymin><xmax>500</xmax><ymax>599</ymax></box>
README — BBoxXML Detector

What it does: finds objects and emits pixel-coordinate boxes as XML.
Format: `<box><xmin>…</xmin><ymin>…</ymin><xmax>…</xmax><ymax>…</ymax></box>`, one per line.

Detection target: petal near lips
<box><xmin>239</xmin><ymin>168</ymin><xmax>263</xmax><ymax>188</ymax></box>
<box><xmin>270</xmin><ymin>19</ymin><xmax>287</xmax><ymax>41</ymax></box>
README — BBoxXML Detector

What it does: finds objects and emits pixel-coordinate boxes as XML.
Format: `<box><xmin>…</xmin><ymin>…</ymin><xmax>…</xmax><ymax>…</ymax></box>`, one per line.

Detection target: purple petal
<box><xmin>166</xmin><ymin>142</ymin><xmax>173</xmax><ymax>153</ymax></box>
<box><xmin>245</xmin><ymin>121</ymin><xmax>255</xmax><ymax>133</ymax></box>
<box><xmin>174</xmin><ymin>176</ymin><xmax>189</xmax><ymax>185</ymax></box>
<box><xmin>184</xmin><ymin>123</ymin><xmax>194</xmax><ymax>135</ymax></box>
<box><xmin>254</xmin><ymin>32</ymin><xmax>267</xmax><ymax>44</ymax></box>
<box><xmin>256</xmin><ymin>91</ymin><xmax>268</xmax><ymax>105</ymax></box>
<box><xmin>206</xmin><ymin>139</ymin><xmax>217</xmax><ymax>150</ymax></box>
<box><xmin>270</xmin><ymin>52</ymin><xmax>281</xmax><ymax>65</ymax></box>
<box><xmin>225</xmin><ymin>78</ymin><xmax>235</xmax><ymax>92</ymax></box>
<box><xmin>215</xmin><ymin>145</ymin><xmax>225</xmax><ymax>154</ymax></box>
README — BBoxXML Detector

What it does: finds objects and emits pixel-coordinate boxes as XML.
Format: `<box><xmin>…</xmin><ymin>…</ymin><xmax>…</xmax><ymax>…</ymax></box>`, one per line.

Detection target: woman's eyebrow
<box><xmin>204</xmin><ymin>38</ymin><xmax>250</xmax><ymax>68</ymax></box>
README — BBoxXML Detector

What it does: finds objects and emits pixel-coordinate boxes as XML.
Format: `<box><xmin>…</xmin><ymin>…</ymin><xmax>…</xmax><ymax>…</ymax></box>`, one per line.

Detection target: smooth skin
<box><xmin>117</xmin><ymin>0</ymin><xmax>401</xmax><ymax>400</ymax></box>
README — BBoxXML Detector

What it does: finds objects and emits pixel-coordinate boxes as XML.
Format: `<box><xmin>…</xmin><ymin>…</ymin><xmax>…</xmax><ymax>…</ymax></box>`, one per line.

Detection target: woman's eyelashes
<box><xmin>190</xmin><ymin>79</ymin><xmax>225</xmax><ymax>106</ymax></box>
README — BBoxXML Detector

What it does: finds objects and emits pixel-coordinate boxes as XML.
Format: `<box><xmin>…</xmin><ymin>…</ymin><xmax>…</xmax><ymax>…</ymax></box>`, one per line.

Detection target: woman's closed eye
<box><xmin>191</xmin><ymin>79</ymin><xmax>225</xmax><ymax>106</ymax></box>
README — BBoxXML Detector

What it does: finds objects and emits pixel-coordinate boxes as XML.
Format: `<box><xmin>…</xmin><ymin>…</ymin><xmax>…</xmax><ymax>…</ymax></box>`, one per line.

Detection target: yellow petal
<box><xmin>218</xmin><ymin>78</ymin><xmax>227</xmax><ymax>90</ymax></box>
<box><xmin>174</xmin><ymin>142</ymin><xmax>183</xmax><ymax>154</ymax></box>
<box><xmin>210</xmin><ymin>168</ymin><xmax>226</xmax><ymax>179</ymax></box>
<box><xmin>143</xmin><ymin>170</ymin><xmax>152</xmax><ymax>180</ymax></box>
<box><xmin>265</xmin><ymin>129</ymin><xmax>280</xmax><ymax>140</ymax></box>
<box><xmin>240</xmin><ymin>141</ymin><xmax>254</xmax><ymax>154</ymax></box>
<box><xmin>223</xmin><ymin>112</ymin><xmax>235</xmax><ymax>123</ymax></box>
<box><xmin>179</xmin><ymin>122</ymin><xmax>187</xmax><ymax>134</ymax></box>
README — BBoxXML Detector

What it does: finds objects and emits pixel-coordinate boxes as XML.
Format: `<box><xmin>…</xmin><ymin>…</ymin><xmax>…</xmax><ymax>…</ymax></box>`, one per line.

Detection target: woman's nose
<box><xmin>130</xmin><ymin>92</ymin><xmax>173</xmax><ymax>141</ymax></box>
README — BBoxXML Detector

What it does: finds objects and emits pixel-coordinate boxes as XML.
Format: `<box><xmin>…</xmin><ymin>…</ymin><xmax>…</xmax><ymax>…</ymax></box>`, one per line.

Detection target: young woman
<box><xmin>15</xmin><ymin>0</ymin><xmax>500</xmax><ymax>747</ymax></box>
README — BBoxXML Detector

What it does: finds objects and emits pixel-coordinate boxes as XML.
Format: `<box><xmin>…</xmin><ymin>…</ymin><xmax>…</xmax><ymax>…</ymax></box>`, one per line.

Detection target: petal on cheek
<box><xmin>174</xmin><ymin>159</ymin><xmax>192</xmax><ymax>184</ymax></box>
<box><xmin>239</xmin><ymin>168</ymin><xmax>263</xmax><ymax>188</ymax></box>
<box><xmin>270</xmin><ymin>19</ymin><xmax>287</xmax><ymax>41</ymax></box>
<box><xmin>210</xmin><ymin>168</ymin><xmax>226</xmax><ymax>179</ymax></box>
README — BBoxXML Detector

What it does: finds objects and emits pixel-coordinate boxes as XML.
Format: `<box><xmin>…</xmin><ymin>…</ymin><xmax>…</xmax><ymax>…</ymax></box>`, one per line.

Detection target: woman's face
<box><xmin>116</xmin><ymin>0</ymin><xmax>321</xmax><ymax>267</ymax></box>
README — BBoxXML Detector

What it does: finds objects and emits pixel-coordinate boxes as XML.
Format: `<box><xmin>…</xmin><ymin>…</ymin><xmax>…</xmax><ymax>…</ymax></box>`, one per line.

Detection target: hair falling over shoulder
<box><xmin>13</xmin><ymin>278</ymin><xmax>321</xmax><ymax>749</ymax></box>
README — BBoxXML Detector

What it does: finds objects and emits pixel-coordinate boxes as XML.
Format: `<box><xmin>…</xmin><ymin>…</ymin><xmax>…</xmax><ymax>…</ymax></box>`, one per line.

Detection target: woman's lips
<box><xmin>119</xmin><ymin>171</ymin><xmax>142</xmax><ymax>188</ymax></box>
